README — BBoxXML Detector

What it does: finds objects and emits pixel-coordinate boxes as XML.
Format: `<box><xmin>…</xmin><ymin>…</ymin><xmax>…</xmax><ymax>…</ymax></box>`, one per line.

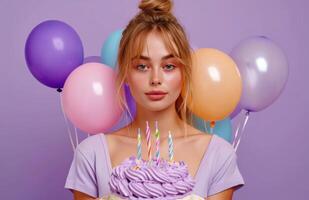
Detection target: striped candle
<box><xmin>145</xmin><ymin>121</ymin><xmax>152</xmax><ymax>161</ymax></box>
<box><xmin>168</xmin><ymin>131</ymin><xmax>174</xmax><ymax>161</ymax></box>
<box><xmin>155</xmin><ymin>121</ymin><xmax>160</xmax><ymax>163</ymax></box>
<box><xmin>137</xmin><ymin>128</ymin><xmax>142</xmax><ymax>160</ymax></box>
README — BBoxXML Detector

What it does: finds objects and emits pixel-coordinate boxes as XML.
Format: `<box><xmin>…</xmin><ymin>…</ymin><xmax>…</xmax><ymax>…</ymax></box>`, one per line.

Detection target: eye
<box><xmin>136</xmin><ymin>64</ymin><xmax>149</xmax><ymax>71</ymax></box>
<box><xmin>163</xmin><ymin>64</ymin><xmax>176</xmax><ymax>71</ymax></box>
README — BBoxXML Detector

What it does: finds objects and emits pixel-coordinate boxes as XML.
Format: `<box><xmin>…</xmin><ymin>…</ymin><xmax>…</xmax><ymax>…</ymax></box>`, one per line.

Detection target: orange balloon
<box><xmin>188</xmin><ymin>48</ymin><xmax>242</xmax><ymax>121</ymax></box>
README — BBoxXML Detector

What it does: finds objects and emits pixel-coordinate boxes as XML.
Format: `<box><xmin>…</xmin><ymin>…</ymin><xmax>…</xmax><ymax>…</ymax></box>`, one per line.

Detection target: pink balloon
<box><xmin>62</xmin><ymin>62</ymin><xmax>122</xmax><ymax>134</ymax></box>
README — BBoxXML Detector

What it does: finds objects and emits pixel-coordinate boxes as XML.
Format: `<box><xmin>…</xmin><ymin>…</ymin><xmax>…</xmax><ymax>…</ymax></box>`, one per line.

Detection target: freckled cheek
<box><xmin>127</xmin><ymin>73</ymin><xmax>148</xmax><ymax>94</ymax></box>
<box><xmin>164</xmin><ymin>71</ymin><xmax>182</xmax><ymax>91</ymax></box>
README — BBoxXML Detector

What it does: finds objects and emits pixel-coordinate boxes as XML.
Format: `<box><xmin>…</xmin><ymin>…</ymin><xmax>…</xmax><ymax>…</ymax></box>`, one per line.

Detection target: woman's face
<box><xmin>126</xmin><ymin>31</ymin><xmax>183</xmax><ymax>112</ymax></box>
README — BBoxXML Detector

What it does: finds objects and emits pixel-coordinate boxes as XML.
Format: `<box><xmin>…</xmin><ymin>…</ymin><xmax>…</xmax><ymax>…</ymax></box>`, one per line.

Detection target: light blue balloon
<box><xmin>192</xmin><ymin>115</ymin><xmax>233</xmax><ymax>143</ymax></box>
<box><xmin>100</xmin><ymin>29</ymin><xmax>123</xmax><ymax>69</ymax></box>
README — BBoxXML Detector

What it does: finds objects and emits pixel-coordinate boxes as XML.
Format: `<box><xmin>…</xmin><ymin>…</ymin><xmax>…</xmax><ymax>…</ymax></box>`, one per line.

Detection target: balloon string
<box><xmin>232</xmin><ymin>118</ymin><xmax>242</xmax><ymax>147</ymax></box>
<box><xmin>234</xmin><ymin>111</ymin><xmax>250</xmax><ymax>152</ymax></box>
<box><xmin>59</xmin><ymin>92</ymin><xmax>76</xmax><ymax>152</ymax></box>
<box><xmin>74</xmin><ymin>126</ymin><xmax>79</xmax><ymax>146</ymax></box>
<box><xmin>203</xmin><ymin>120</ymin><xmax>214</xmax><ymax>134</ymax></box>
<box><xmin>210</xmin><ymin>127</ymin><xmax>214</xmax><ymax>134</ymax></box>
<box><xmin>203</xmin><ymin>120</ymin><xmax>207</xmax><ymax>133</ymax></box>
<box><xmin>232</xmin><ymin>111</ymin><xmax>245</xmax><ymax>147</ymax></box>
<box><xmin>209</xmin><ymin>121</ymin><xmax>215</xmax><ymax>134</ymax></box>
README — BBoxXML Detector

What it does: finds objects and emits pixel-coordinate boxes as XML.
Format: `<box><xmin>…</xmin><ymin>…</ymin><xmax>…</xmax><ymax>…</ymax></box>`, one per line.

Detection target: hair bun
<box><xmin>139</xmin><ymin>0</ymin><xmax>173</xmax><ymax>14</ymax></box>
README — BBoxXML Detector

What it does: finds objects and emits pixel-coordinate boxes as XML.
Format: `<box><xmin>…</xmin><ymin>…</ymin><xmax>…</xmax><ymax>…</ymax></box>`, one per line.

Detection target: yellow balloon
<box><xmin>188</xmin><ymin>48</ymin><xmax>242</xmax><ymax>121</ymax></box>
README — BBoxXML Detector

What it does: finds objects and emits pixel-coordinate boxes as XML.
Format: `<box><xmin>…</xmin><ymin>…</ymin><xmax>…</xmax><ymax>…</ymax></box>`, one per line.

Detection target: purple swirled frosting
<box><xmin>108</xmin><ymin>156</ymin><xmax>196</xmax><ymax>199</ymax></box>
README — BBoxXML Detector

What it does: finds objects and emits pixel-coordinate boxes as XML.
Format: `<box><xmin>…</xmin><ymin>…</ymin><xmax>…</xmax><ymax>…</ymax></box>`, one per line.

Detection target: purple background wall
<box><xmin>1</xmin><ymin>0</ymin><xmax>307</xmax><ymax>199</ymax></box>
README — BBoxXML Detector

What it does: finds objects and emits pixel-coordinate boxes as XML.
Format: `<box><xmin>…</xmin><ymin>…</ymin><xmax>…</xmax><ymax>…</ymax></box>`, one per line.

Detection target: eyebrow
<box><xmin>133</xmin><ymin>54</ymin><xmax>175</xmax><ymax>61</ymax></box>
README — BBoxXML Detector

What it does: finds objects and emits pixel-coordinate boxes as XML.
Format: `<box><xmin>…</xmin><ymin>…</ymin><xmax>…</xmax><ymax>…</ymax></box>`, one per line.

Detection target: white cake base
<box><xmin>104</xmin><ymin>194</ymin><xmax>204</xmax><ymax>200</ymax></box>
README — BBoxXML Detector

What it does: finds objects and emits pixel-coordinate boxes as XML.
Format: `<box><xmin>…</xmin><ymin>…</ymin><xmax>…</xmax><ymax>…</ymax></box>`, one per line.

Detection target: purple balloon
<box><xmin>230</xmin><ymin>36</ymin><xmax>289</xmax><ymax>112</ymax></box>
<box><xmin>25</xmin><ymin>20</ymin><xmax>84</xmax><ymax>89</ymax></box>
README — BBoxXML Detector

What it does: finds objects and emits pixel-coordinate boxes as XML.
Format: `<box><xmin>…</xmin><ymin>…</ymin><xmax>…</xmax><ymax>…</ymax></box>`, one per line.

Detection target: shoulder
<box><xmin>190</xmin><ymin>132</ymin><xmax>235</xmax><ymax>159</ymax></box>
<box><xmin>185</xmin><ymin>129</ymin><xmax>230</xmax><ymax>149</ymax></box>
<box><xmin>183</xmin><ymin>125</ymin><xmax>213</xmax><ymax>144</ymax></box>
<box><xmin>207</xmin><ymin>135</ymin><xmax>245</xmax><ymax>196</ymax></box>
<box><xmin>212</xmin><ymin>134</ymin><xmax>235</xmax><ymax>156</ymax></box>
<box><xmin>75</xmin><ymin>133</ymin><xmax>105</xmax><ymax>159</ymax></box>
<box><xmin>210</xmin><ymin>135</ymin><xmax>239</xmax><ymax>170</ymax></box>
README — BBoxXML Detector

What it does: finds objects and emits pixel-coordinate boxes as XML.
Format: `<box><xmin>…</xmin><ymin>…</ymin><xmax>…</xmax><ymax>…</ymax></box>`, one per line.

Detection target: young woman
<box><xmin>65</xmin><ymin>0</ymin><xmax>245</xmax><ymax>199</ymax></box>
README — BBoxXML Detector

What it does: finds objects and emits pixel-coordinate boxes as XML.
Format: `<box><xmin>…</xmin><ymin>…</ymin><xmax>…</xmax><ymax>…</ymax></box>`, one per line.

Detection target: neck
<box><xmin>127</xmin><ymin>103</ymin><xmax>187</xmax><ymax>139</ymax></box>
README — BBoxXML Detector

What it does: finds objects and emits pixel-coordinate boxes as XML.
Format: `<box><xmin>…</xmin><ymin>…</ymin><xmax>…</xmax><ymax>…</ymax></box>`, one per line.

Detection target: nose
<box><xmin>151</xmin><ymin>79</ymin><xmax>161</xmax><ymax>85</ymax></box>
<box><xmin>150</xmin><ymin>67</ymin><xmax>162</xmax><ymax>86</ymax></box>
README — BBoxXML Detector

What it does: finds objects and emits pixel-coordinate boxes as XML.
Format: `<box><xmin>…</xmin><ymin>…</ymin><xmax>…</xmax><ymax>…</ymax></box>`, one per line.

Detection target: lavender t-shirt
<box><xmin>64</xmin><ymin>133</ymin><xmax>245</xmax><ymax>198</ymax></box>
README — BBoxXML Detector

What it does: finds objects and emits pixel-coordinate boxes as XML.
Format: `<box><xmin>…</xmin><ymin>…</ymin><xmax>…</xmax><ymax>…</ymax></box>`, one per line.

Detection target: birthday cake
<box><xmin>106</xmin><ymin>121</ymin><xmax>204</xmax><ymax>199</ymax></box>
<box><xmin>108</xmin><ymin>155</ymin><xmax>203</xmax><ymax>200</ymax></box>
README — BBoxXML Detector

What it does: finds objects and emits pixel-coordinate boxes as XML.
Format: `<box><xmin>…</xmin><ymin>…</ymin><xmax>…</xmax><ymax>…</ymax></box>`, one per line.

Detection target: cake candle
<box><xmin>168</xmin><ymin>131</ymin><xmax>174</xmax><ymax>162</ymax></box>
<box><xmin>155</xmin><ymin>121</ymin><xmax>160</xmax><ymax>164</ymax></box>
<box><xmin>146</xmin><ymin>121</ymin><xmax>152</xmax><ymax>162</ymax></box>
<box><xmin>137</xmin><ymin>128</ymin><xmax>142</xmax><ymax>161</ymax></box>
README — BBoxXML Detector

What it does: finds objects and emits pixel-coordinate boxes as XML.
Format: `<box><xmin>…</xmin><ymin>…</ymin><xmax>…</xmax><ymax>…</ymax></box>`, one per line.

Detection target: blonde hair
<box><xmin>116</xmin><ymin>0</ymin><xmax>194</xmax><ymax>135</ymax></box>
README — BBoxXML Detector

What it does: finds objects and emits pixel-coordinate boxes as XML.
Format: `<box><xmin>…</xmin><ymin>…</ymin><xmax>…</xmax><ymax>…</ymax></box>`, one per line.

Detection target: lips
<box><xmin>145</xmin><ymin>91</ymin><xmax>167</xmax><ymax>101</ymax></box>
<box><xmin>145</xmin><ymin>91</ymin><xmax>168</xmax><ymax>95</ymax></box>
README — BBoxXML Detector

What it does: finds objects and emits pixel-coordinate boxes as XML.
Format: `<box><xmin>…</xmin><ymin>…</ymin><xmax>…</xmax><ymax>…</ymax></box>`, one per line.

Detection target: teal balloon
<box><xmin>192</xmin><ymin>115</ymin><xmax>233</xmax><ymax>143</ymax></box>
<box><xmin>100</xmin><ymin>29</ymin><xmax>123</xmax><ymax>69</ymax></box>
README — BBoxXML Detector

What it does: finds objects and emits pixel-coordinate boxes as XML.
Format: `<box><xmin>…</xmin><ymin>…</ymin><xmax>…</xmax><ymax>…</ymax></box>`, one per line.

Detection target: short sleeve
<box><xmin>64</xmin><ymin>147</ymin><xmax>98</xmax><ymax>198</ymax></box>
<box><xmin>208</xmin><ymin>150</ymin><xmax>245</xmax><ymax>196</ymax></box>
